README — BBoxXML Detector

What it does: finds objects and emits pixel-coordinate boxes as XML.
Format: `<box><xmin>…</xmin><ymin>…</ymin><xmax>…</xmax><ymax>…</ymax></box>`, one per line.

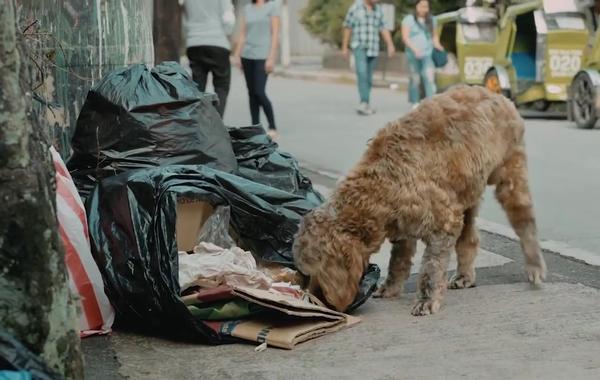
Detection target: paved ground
<box><xmin>223</xmin><ymin>71</ymin><xmax>600</xmax><ymax>255</ymax></box>
<box><xmin>90</xmin><ymin>282</ymin><xmax>600</xmax><ymax>380</ymax></box>
<box><xmin>82</xmin><ymin>172</ymin><xmax>600</xmax><ymax>380</ymax></box>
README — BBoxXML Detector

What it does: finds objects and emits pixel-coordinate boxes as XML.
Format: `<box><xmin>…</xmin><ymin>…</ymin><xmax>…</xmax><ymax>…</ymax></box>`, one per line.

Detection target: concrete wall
<box><xmin>17</xmin><ymin>0</ymin><xmax>154</xmax><ymax>157</ymax></box>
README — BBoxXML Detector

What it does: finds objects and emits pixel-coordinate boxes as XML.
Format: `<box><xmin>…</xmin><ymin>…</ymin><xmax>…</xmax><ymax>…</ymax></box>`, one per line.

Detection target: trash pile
<box><xmin>59</xmin><ymin>62</ymin><xmax>380</xmax><ymax>348</ymax></box>
<box><xmin>177</xmin><ymin>209</ymin><xmax>360</xmax><ymax>349</ymax></box>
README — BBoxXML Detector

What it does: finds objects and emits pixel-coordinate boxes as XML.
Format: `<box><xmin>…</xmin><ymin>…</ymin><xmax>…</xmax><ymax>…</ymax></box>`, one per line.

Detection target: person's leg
<box><xmin>209</xmin><ymin>47</ymin><xmax>232</xmax><ymax>117</ymax></box>
<box><xmin>187</xmin><ymin>46</ymin><xmax>209</xmax><ymax>92</ymax></box>
<box><xmin>252</xmin><ymin>59</ymin><xmax>276</xmax><ymax>130</ymax></box>
<box><xmin>406</xmin><ymin>53</ymin><xmax>422</xmax><ymax>105</ymax></box>
<box><xmin>241</xmin><ymin>58</ymin><xmax>261</xmax><ymax>125</ymax></box>
<box><xmin>421</xmin><ymin>56</ymin><xmax>437</xmax><ymax>99</ymax></box>
<box><xmin>366</xmin><ymin>55</ymin><xmax>378</xmax><ymax>112</ymax></box>
<box><xmin>353</xmin><ymin>48</ymin><xmax>370</xmax><ymax>106</ymax></box>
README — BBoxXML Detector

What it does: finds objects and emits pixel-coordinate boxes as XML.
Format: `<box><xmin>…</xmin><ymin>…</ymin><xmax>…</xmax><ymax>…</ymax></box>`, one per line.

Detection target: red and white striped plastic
<box><xmin>51</xmin><ymin>146</ymin><xmax>115</xmax><ymax>337</ymax></box>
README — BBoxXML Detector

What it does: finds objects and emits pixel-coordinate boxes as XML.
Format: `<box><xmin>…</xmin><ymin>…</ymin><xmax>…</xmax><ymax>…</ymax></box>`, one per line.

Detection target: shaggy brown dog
<box><xmin>292</xmin><ymin>85</ymin><xmax>546</xmax><ymax>315</ymax></box>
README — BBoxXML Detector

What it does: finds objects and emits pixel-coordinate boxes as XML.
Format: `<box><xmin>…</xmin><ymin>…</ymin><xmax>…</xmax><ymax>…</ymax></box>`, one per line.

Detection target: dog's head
<box><xmin>293</xmin><ymin>205</ymin><xmax>365</xmax><ymax>312</ymax></box>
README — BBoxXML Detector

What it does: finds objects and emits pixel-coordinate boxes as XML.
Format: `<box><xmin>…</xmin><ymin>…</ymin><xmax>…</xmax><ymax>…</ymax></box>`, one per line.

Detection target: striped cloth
<box><xmin>51</xmin><ymin>146</ymin><xmax>114</xmax><ymax>337</ymax></box>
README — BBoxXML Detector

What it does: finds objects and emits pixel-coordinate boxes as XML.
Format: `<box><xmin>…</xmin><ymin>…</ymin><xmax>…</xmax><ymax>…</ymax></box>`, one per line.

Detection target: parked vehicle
<box><xmin>483</xmin><ymin>0</ymin><xmax>589</xmax><ymax>111</ymax></box>
<box><xmin>568</xmin><ymin>0</ymin><xmax>600</xmax><ymax>128</ymax></box>
<box><xmin>435</xmin><ymin>5</ymin><xmax>499</xmax><ymax>91</ymax></box>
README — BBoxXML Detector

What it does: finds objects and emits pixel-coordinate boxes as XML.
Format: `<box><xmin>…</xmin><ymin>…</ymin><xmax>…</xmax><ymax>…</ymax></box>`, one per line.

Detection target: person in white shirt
<box><xmin>183</xmin><ymin>0</ymin><xmax>236</xmax><ymax>117</ymax></box>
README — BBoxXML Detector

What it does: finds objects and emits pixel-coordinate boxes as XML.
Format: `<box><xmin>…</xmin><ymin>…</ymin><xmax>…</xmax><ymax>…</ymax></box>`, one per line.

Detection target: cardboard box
<box><xmin>204</xmin><ymin>286</ymin><xmax>361</xmax><ymax>349</ymax></box>
<box><xmin>176</xmin><ymin>198</ymin><xmax>214</xmax><ymax>252</ymax></box>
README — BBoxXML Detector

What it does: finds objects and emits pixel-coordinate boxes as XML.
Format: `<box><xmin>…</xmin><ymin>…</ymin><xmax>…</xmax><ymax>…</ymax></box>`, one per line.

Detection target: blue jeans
<box><xmin>406</xmin><ymin>51</ymin><xmax>436</xmax><ymax>104</ymax></box>
<box><xmin>354</xmin><ymin>48</ymin><xmax>378</xmax><ymax>104</ymax></box>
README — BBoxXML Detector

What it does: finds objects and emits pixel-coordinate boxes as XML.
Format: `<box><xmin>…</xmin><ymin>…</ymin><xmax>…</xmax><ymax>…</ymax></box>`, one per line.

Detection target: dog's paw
<box><xmin>525</xmin><ymin>263</ymin><xmax>546</xmax><ymax>286</ymax></box>
<box><xmin>373</xmin><ymin>284</ymin><xmax>403</xmax><ymax>299</ymax></box>
<box><xmin>448</xmin><ymin>273</ymin><xmax>476</xmax><ymax>289</ymax></box>
<box><xmin>411</xmin><ymin>299</ymin><xmax>441</xmax><ymax>316</ymax></box>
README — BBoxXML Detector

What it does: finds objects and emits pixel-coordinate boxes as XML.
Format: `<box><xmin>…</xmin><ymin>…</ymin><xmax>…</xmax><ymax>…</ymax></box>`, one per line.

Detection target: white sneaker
<box><xmin>412</xmin><ymin>103</ymin><xmax>419</xmax><ymax>110</ymax></box>
<box><xmin>357</xmin><ymin>102</ymin><xmax>370</xmax><ymax>115</ymax></box>
<box><xmin>367</xmin><ymin>105</ymin><xmax>376</xmax><ymax>115</ymax></box>
<box><xmin>267</xmin><ymin>129</ymin><xmax>279</xmax><ymax>141</ymax></box>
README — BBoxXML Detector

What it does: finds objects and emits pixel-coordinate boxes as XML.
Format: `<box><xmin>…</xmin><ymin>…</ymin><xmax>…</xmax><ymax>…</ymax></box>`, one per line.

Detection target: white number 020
<box><xmin>548</xmin><ymin>49</ymin><xmax>582</xmax><ymax>78</ymax></box>
<box><xmin>464</xmin><ymin>57</ymin><xmax>493</xmax><ymax>81</ymax></box>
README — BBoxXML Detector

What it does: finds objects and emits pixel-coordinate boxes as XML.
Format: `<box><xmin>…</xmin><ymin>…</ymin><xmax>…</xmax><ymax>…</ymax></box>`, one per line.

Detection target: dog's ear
<box><xmin>317</xmin><ymin>243</ymin><xmax>364</xmax><ymax>312</ymax></box>
<box><xmin>293</xmin><ymin>207</ymin><xmax>333</xmax><ymax>275</ymax></box>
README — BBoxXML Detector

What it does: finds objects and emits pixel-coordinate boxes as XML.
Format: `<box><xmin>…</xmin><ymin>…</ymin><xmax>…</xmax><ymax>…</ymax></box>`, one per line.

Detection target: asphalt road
<box><xmin>223</xmin><ymin>71</ymin><xmax>600</xmax><ymax>255</ymax></box>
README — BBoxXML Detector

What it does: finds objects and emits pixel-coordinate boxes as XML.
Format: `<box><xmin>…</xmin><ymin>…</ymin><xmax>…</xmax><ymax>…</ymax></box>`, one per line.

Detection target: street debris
<box><xmin>178</xmin><ymin>242</ymin><xmax>273</xmax><ymax>291</ymax></box>
<box><xmin>51</xmin><ymin>146</ymin><xmax>114</xmax><ymax>337</ymax></box>
<box><xmin>254</xmin><ymin>342</ymin><xmax>268</xmax><ymax>352</ymax></box>
<box><xmin>64</xmin><ymin>62</ymin><xmax>380</xmax><ymax>348</ymax></box>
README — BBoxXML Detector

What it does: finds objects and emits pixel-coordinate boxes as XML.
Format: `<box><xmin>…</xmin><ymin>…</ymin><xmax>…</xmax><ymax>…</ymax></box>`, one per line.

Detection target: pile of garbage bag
<box><xmin>67</xmin><ymin>62</ymin><xmax>238</xmax><ymax>199</ymax></box>
<box><xmin>68</xmin><ymin>62</ymin><xmax>380</xmax><ymax>344</ymax></box>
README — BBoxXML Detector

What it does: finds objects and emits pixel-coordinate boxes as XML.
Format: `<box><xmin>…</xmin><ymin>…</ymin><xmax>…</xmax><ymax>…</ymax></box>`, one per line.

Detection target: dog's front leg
<box><xmin>373</xmin><ymin>239</ymin><xmax>417</xmax><ymax>298</ymax></box>
<box><xmin>411</xmin><ymin>236</ymin><xmax>455</xmax><ymax>316</ymax></box>
<box><xmin>449</xmin><ymin>206</ymin><xmax>480</xmax><ymax>289</ymax></box>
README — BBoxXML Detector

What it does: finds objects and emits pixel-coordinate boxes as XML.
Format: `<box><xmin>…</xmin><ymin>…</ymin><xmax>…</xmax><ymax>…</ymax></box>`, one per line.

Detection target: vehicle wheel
<box><xmin>571</xmin><ymin>73</ymin><xmax>598</xmax><ymax>129</ymax></box>
<box><xmin>484</xmin><ymin>69</ymin><xmax>510</xmax><ymax>99</ymax></box>
<box><xmin>531</xmin><ymin>100</ymin><xmax>550</xmax><ymax>112</ymax></box>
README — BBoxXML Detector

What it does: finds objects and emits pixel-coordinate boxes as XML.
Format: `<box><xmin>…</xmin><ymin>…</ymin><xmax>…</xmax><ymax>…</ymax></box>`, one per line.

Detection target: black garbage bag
<box><xmin>86</xmin><ymin>164</ymin><xmax>380</xmax><ymax>342</ymax></box>
<box><xmin>67</xmin><ymin>62</ymin><xmax>237</xmax><ymax>198</ymax></box>
<box><xmin>228</xmin><ymin>126</ymin><xmax>322</xmax><ymax>203</ymax></box>
<box><xmin>0</xmin><ymin>331</ymin><xmax>62</xmax><ymax>380</ymax></box>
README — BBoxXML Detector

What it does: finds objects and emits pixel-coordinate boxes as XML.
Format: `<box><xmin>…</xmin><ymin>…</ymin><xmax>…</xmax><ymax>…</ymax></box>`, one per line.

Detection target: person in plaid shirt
<box><xmin>342</xmin><ymin>0</ymin><xmax>395</xmax><ymax>115</ymax></box>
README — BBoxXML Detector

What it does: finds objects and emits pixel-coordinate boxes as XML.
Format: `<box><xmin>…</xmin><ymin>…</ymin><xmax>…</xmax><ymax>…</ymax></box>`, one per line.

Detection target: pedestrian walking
<box><xmin>183</xmin><ymin>0</ymin><xmax>236</xmax><ymax>117</ymax></box>
<box><xmin>402</xmin><ymin>0</ymin><xmax>444</xmax><ymax>108</ymax></box>
<box><xmin>342</xmin><ymin>0</ymin><xmax>396</xmax><ymax>116</ymax></box>
<box><xmin>233</xmin><ymin>0</ymin><xmax>280</xmax><ymax>140</ymax></box>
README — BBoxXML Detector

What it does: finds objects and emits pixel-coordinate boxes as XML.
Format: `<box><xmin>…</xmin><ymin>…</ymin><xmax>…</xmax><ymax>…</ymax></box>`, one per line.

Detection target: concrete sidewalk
<box><xmin>91</xmin><ymin>283</ymin><xmax>600</xmax><ymax>380</ymax></box>
<box><xmin>273</xmin><ymin>65</ymin><xmax>409</xmax><ymax>90</ymax></box>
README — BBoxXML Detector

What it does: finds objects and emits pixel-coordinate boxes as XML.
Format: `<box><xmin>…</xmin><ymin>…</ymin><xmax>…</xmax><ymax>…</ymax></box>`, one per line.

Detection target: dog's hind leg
<box><xmin>493</xmin><ymin>148</ymin><xmax>546</xmax><ymax>284</ymax></box>
<box><xmin>411</xmin><ymin>234</ymin><xmax>457</xmax><ymax>316</ymax></box>
<box><xmin>449</xmin><ymin>206</ymin><xmax>480</xmax><ymax>289</ymax></box>
<box><xmin>373</xmin><ymin>239</ymin><xmax>417</xmax><ymax>298</ymax></box>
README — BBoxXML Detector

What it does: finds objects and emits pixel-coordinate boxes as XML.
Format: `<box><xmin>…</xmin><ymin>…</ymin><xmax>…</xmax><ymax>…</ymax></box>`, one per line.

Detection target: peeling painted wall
<box><xmin>16</xmin><ymin>0</ymin><xmax>154</xmax><ymax>158</ymax></box>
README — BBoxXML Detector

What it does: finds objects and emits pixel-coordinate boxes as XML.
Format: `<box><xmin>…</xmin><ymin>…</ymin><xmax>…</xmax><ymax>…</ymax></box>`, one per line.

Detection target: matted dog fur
<box><xmin>293</xmin><ymin>85</ymin><xmax>546</xmax><ymax>315</ymax></box>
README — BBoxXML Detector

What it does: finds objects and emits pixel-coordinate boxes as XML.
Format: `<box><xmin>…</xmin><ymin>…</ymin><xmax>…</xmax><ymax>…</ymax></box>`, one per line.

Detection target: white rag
<box><xmin>178</xmin><ymin>242</ymin><xmax>272</xmax><ymax>291</ymax></box>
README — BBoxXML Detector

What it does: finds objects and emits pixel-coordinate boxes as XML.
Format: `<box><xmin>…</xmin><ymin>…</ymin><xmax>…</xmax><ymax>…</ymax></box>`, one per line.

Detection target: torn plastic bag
<box><xmin>347</xmin><ymin>264</ymin><xmax>381</xmax><ymax>313</ymax></box>
<box><xmin>228</xmin><ymin>126</ymin><xmax>323</xmax><ymax>205</ymax></box>
<box><xmin>0</xmin><ymin>331</ymin><xmax>61</xmax><ymax>380</ymax></box>
<box><xmin>86</xmin><ymin>164</ymin><xmax>379</xmax><ymax>342</ymax></box>
<box><xmin>195</xmin><ymin>206</ymin><xmax>236</xmax><ymax>249</ymax></box>
<box><xmin>67</xmin><ymin>62</ymin><xmax>237</xmax><ymax>199</ymax></box>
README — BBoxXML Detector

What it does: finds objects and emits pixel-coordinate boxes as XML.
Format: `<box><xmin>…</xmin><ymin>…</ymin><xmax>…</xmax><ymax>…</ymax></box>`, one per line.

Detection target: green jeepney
<box><xmin>436</xmin><ymin>5</ymin><xmax>499</xmax><ymax>91</ymax></box>
<box><xmin>483</xmin><ymin>0</ymin><xmax>590</xmax><ymax>110</ymax></box>
<box><xmin>568</xmin><ymin>1</ymin><xmax>600</xmax><ymax>128</ymax></box>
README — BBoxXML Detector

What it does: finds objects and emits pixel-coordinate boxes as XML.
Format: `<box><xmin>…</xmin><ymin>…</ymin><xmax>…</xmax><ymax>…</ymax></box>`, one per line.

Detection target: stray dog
<box><xmin>292</xmin><ymin>85</ymin><xmax>546</xmax><ymax>315</ymax></box>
